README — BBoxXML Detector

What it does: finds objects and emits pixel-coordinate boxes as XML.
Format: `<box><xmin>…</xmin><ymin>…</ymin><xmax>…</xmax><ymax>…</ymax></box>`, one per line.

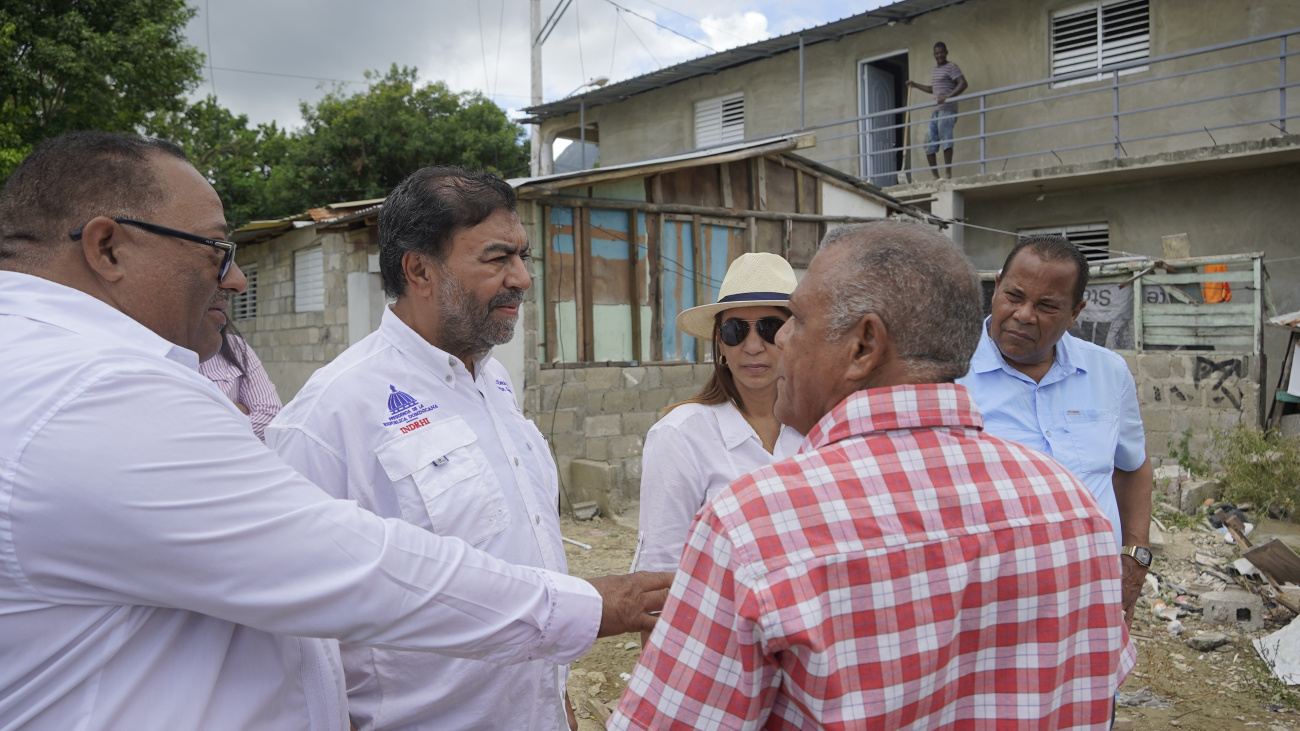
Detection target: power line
<box><xmin>608</xmin><ymin>6</ymin><xmax>619</xmax><ymax>78</ymax></box>
<box><xmin>492</xmin><ymin>0</ymin><xmax>506</xmax><ymax>100</ymax></box>
<box><xmin>616</xmin><ymin>9</ymin><xmax>662</xmax><ymax>68</ymax></box>
<box><xmin>208</xmin><ymin>66</ymin><xmax>368</xmax><ymax>84</ymax></box>
<box><xmin>205</xmin><ymin>0</ymin><xmax>216</xmax><ymax>98</ymax></box>
<box><xmin>575</xmin><ymin>0</ymin><xmax>587</xmax><ymax>85</ymax></box>
<box><xmin>603</xmin><ymin>0</ymin><xmax>714</xmax><ymax>54</ymax></box>
<box><xmin>536</xmin><ymin>0</ymin><xmax>574</xmax><ymax>46</ymax></box>
<box><xmin>477</xmin><ymin>0</ymin><xmax>492</xmax><ymax>95</ymax></box>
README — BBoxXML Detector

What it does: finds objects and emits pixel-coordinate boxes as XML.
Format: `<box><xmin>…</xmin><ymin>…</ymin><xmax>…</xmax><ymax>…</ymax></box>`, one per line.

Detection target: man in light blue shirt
<box><xmin>959</xmin><ymin>234</ymin><xmax>1152</xmax><ymax>623</ymax></box>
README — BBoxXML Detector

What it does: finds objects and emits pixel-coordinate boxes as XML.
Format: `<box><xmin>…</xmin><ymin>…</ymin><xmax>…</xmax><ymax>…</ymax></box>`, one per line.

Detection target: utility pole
<box><xmin>530</xmin><ymin>0</ymin><xmax>542</xmax><ymax>176</ymax></box>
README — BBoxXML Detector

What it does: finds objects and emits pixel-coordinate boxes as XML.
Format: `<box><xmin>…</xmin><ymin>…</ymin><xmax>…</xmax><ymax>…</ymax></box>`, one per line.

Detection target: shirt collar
<box><xmin>969</xmin><ymin>316</ymin><xmax>1085</xmax><ymax>379</ymax></box>
<box><xmin>714</xmin><ymin>401</ymin><xmax>760</xmax><ymax>450</ymax></box>
<box><xmin>804</xmin><ymin>383</ymin><xmax>983</xmax><ymax>451</ymax></box>
<box><xmin>378</xmin><ymin>305</ymin><xmax>492</xmax><ymax>384</ymax></box>
<box><xmin>0</xmin><ymin>271</ymin><xmax>200</xmax><ymax>369</ymax></box>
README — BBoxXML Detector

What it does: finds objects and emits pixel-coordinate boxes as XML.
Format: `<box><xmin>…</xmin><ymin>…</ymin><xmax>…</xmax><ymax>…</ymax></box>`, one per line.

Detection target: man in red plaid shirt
<box><xmin>609</xmin><ymin>222</ymin><xmax>1134</xmax><ymax>731</ymax></box>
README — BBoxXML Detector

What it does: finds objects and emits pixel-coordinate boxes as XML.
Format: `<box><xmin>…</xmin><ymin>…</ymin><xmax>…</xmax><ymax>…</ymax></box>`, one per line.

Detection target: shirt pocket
<box><xmin>1064</xmin><ymin>409</ymin><xmax>1120</xmax><ymax>475</ymax></box>
<box><xmin>373</xmin><ymin>416</ymin><xmax>507</xmax><ymax>546</ymax></box>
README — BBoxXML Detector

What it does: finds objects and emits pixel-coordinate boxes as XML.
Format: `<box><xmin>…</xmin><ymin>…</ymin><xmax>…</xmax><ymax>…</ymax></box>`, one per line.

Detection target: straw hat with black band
<box><xmin>676</xmin><ymin>252</ymin><xmax>797</xmax><ymax>340</ymax></box>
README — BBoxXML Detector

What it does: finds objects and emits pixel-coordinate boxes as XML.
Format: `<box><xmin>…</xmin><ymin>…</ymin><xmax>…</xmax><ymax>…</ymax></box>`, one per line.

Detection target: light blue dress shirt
<box><xmin>958</xmin><ymin>318</ymin><xmax>1146</xmax><ymax>548</ymax></box>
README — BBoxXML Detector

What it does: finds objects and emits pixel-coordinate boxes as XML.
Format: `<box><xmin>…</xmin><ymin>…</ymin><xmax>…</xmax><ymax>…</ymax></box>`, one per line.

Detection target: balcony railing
<box><xmin>792</xmin><ymin>28</ymin><xmax>1299</xmax><ymax>184</ymax></box>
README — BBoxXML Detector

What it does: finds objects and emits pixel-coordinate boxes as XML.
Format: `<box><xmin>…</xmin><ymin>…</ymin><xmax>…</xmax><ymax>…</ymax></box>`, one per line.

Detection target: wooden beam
<box><xmin>647</xmin><ymin>213</ymin><xmax>662</xmax><ymax>362</ymax></box>
<box><xmin>692</xmin><ymin>214</ymin><xmax>704</xmax><ymax>363</ymax></box>
<box><xmin>795</xmin><ymin>169</ymin><xmax>805</xmax><ymax>214</ymax></box>
<box><xmin>525</xmin><ymin>195</ymin><xmax>890</xmax><ymax>224</ymax></box>
<box><xmin>746</xmin><ymin>216</ymin><xmax>757</xmax><ymax>253</ymax></box>
<box><xmin>755</xmin><ymin>157</ymin><xmax>768</xmax><ymax>211</ymax></box>
<box><xmin>719</xmin><ymin>163</ymin><xmax>734</xmax><ymax>209</ymax></box>
<box><xmin>542</xmin><ymin>206</ymin><xmax>557</xmax><ymax>364</ymax></box>
<box><xmin>578</xmin><ymin>208</ymin><xmax>594</xmax><ymax>361</ymax></box>
<box><xmin>627</xmin><ymin>209</ymin><xmax>642</xmax><ymax>364</ymax></box>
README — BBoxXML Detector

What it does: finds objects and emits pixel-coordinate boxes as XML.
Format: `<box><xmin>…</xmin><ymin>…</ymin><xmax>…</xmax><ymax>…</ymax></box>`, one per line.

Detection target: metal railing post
<box><xmin>1112</xmin><ymin>69</ymin><xmax>1121</xmax><ymax>158</ymax></box>
<box><xmin>1282</xmin><ymin>35</ymin><xmax>1288</xmax><ymax>134</ymax></box>
<box><xmin>979</xmin><ymin>95</ymin><xmax>987</xmax><ymax>174</ymax></box>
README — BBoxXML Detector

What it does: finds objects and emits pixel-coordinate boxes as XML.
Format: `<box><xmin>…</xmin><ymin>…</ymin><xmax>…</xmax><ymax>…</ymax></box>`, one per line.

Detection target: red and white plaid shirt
<box><xmin>610</xmin><ymin>384</ymin><xmax>1134</xmax><ymax>731</ymax></box>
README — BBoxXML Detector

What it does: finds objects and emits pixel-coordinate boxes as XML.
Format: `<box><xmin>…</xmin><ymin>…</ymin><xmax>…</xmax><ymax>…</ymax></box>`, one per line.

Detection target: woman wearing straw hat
<box><xmin>632</xmin><ymin>252</ymin><xmax>804</xmax><ymax>577</ymax></box>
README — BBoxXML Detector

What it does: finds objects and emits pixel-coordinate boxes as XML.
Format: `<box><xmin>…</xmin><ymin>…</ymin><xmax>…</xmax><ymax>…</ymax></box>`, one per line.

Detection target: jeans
<box><xmin>925</xmin><ymin>109</ymin><xmax>957</xmax><ymax>155</ymax></box>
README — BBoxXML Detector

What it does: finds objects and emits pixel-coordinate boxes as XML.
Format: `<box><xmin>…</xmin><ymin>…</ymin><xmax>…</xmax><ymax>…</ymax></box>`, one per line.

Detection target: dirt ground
<box><xmin>560</xmin><ymin>511</ymin><xmax>1300</xmax><ymax>730</ymax></box>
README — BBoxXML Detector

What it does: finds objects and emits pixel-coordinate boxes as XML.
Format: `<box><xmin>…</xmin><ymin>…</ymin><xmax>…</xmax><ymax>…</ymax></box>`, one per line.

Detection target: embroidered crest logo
<box><xmin>383</xmin><ymin>384</ymin><xmax>438</xmax><ymax>427</ymax></box>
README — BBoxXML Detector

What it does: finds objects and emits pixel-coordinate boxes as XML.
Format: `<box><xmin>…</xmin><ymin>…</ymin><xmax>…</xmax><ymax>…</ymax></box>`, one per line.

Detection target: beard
<box><xmin>436</xmin><ymin>265</ymin><xmax>523</xmax><ymax>357</ymax></box>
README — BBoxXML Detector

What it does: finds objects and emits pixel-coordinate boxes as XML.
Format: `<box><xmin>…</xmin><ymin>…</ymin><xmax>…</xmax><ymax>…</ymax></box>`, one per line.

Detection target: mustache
<box><xmin>487</xmin><ymin>289</ymin><xmax>524</xmax><ymax>309</ymax></box>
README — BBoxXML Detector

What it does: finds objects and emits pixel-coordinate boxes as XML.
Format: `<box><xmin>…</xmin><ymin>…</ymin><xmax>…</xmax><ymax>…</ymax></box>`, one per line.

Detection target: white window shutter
<box><xmin>1051</xmin><ymin>0</ymin><xmax>1148</xmax><ymax>84</ymax></box>
<box><xmin>695</xmin><ymin>93</ymin><xmax>744</xmax><ymax>147</ymax></box>
<box><xmin>231</xmin><ymin>264</ymin><xmax>258</xmax><ymax>320</ymax></box>
<box><xmin>294</xmin><ymin>246</ymin><xmax>325</xmax><ymax>313</ymax></box>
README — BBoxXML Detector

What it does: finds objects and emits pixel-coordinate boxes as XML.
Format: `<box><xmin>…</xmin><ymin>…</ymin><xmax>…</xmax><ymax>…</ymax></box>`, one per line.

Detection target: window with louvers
<box><xmin>695</xmin><ymin>93</ymin><xmax>745</xmax><ymax>148</ymax></box>
<box><xmin>1020</xmin><ymin>223</ymin><xmax>1112</xmax><ymax>262</ymax></box>
<box><xmin>230</xmin><ymin>264</ymin><xmax>258</xmax><ymax>320</ymax></box>
<box><xmin>1051</xmin><ymin>0</ymin><xmax>1149</xmax><ymax>85</ymax></box>
<box><xmin>294</xmin><ymin>246</ymin><xmax>325</xmax><ymax>312</ymax></box>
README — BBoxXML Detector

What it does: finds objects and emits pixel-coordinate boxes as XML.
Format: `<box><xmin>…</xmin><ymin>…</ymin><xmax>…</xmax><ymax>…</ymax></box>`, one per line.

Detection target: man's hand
<box><xmin>935</xmin><ymin>95</ymin><xmax>947</xmax><ymax>105</ymax></box>
<box><xmin>1120</xmin><ymin>554</ymin><xmax>1148</xmax><ymax>625</ymax></box>
<box><xmin>905</xmin><ymin>79</ymin><xmax>917</xmax><ymax>88</ymax></box>
<box><xmin>585</xmin><ymin>572</ymin><xmax>673</xmax><ymax>637</ymax></box>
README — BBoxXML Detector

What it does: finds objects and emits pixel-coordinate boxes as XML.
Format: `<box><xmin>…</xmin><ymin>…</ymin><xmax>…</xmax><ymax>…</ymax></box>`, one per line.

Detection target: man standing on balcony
<box><xmin>958</xmin><ymin>234</ymin><xmax>1153</xmax><ymax>626</ymax></box>
<box><xmin>907</xmin><ymin>41</ymin><xmax>967</xmax><ymax>179</ymax></box>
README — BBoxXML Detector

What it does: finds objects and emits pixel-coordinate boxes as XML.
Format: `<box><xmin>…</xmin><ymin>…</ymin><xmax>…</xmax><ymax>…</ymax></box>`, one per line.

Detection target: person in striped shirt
<box><xmin>198</xmin><ymin>322</ymin><xmax>282</xmax><ymax>442</ymax></box>
<box><xmin>907</xmin><ymin>41</ymin><xmax>968</xmax><ymax>179</ymax></box>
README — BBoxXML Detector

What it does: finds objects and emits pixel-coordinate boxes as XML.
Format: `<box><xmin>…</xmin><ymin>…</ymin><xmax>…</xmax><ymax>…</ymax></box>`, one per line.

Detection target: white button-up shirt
<box><xmin>268</xmin><ymin>307</ymin><xmax>574</xmax><ymax>731</ymax></box>
<box><xmin>0</xmin><ymin>272</ymin><xmax>601</xmax><ymax>731</ymax></box>
<box><xmin>632</xmin><ymin>401</ymin><xmax>802</xmax><ymax>573</ymax></box>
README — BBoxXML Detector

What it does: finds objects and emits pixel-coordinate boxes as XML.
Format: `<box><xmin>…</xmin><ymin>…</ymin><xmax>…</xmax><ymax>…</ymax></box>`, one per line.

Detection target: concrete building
<box><xmin>522</xmin><ymin>0</ymin><xmax>1300</xmax><ymax>464</ymax></box>
<box><xmin>228</xmin><ymin>137</ymin><xmax>929</xmax><ymax>510</ymax></box>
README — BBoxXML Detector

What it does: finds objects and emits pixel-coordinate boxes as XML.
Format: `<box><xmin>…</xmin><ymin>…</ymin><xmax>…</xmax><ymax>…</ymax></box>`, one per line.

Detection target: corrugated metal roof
<box><xmin>521</xmin><ymin>0</ymin><xmax>975</xmax><ymax>122</ymax></box>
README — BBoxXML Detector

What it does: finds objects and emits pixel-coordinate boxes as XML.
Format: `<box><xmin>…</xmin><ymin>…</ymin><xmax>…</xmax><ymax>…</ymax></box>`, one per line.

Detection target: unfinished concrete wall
<box><xmin>522</xmin><ymin>363</ymin><xmax>712</xmax><ymax>515</ymax></box>
<box><xmin>231</xmin><ymin>226</ymin><xmax>372</xmax><ymax>401</ymax></box>
<box><xmin>1125</xmin><ymin>353</ymin><xmax>1263</xmax><ymax>466</ymax></box>
<box><xmin>539</xmin><ymin>0</ymin><xmax>1300</xmax><ymax>178</ymax></box>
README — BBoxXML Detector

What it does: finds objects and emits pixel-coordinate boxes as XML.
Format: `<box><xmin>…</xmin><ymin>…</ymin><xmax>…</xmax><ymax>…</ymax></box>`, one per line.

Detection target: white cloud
<box><xmin>700</xmin><ymin>11</ymin><xmax>770</xmax><ymax>50</ymax></box>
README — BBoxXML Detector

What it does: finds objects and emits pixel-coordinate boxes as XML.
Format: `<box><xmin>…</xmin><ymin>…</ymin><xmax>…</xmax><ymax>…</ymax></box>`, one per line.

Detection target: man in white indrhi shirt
<box><xmin>0</xmin><ymin>132</ymin><xmax>669</xmax><ymax>730</ymax></box>
<box><xmin>268</xmin><ymin>167</ymin><xmax>583</xmax><ymax>730</ymax></box>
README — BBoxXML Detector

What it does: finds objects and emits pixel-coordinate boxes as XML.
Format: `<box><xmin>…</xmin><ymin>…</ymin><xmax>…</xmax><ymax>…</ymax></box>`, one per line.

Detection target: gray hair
<box><xmin>817</xmin><ymin>221</ymin><xmax>984</xmax><ymax>382</ymax></box>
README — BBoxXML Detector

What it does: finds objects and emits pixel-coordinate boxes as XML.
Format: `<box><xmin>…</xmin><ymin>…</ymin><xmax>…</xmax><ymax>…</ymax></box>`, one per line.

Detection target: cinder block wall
<box><xmin>1124</xmin><ymin>352</ymin><xmax>1262</xmax><ymax>466</ymax></box>
<box><xmin>234</xmin><ymin>227</ymin><xmax>370</xmax><ymax>400</ymax></box>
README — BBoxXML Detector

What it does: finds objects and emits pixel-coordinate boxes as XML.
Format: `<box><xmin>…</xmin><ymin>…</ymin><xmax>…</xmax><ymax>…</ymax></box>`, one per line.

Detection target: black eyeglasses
<box><xmin>719</xmin><ymin>316</ymin><xmax>786</xmax><ymax>347</ymax></box>
<box><xmin>70</xmin><ymin>217</ymin><xmax>238</xmax><ymax>281</ymax></box>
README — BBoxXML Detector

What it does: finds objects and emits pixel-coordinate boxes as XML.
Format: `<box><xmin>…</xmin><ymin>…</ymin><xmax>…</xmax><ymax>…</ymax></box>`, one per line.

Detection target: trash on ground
<box><xmin>1254</xmin><ymin>616</ymin><xmax>1300</xmax><ymax>684</ymax></box>
<box><xmin>1117</xmin><ymin>687</ymin><xmax>1173</xmax><ymax>708</ymax></box>
<box><xmin>1186</xmin><ymin>631</ymin><xmax>1230</xmax><ymax>650</ymax></box>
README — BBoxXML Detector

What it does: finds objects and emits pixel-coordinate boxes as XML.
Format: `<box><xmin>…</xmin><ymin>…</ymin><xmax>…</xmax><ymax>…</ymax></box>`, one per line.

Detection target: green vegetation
<box><xmin>1167</xmin><ymin>429</ymin><xmax>1211</xmax><ymax>479</ymax></box>
<box><xmin>1</xmin><ymin>6</ymin><xmax>528</xmax><ymax>228</ymax></box>
<box><xmin>1212</xmin><ymin>423</ymin><xmax>1300</xmax><ymax>518</ymax></box>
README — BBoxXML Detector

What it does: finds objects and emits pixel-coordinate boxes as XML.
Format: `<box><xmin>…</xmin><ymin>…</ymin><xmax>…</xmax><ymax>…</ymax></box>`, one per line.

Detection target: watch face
<box><xmin>1132</xmin><ymin>547</ymin><xmax>1153</xmax><ymax>567</ymax></box>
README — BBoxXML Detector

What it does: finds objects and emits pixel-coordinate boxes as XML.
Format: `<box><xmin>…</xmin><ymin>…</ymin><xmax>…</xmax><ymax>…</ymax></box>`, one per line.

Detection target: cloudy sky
<box><xmin>183</xmin><ymin>0</ymin><xmax>893</xmax><ymax>131</ymax></box>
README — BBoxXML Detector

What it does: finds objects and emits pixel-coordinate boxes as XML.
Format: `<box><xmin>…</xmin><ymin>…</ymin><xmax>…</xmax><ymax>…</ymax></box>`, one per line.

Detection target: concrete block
<box><xmin>602</xmin><ymin>390</ymin><xmax>641</xmax><ymax>413</ymax></box>
<box><xmin>622</xmin><ymin>367</ymin><xmax>647</xmax><ymax>387</ymax></box>
<box><xmin>1179</xmin><ymin>478</ymin><xmax>1221</xmax><ymax>515</ymax></box>
<box><xmin>1201</xmin><ymin>590</ymin><xmax>1264</xmax><ymax>631</ymax></box>
<box><xmin>584</xmin><ymin>368</ymin><xmax>623</xmax><ymax>390</ymax></box>
<box><xmin>671</xmin><ymin>386</ymin><xmax>701</xmax><ymax>403</ymax></box>
<box><xmin>585</xmin><ymin>414</ymin><xmax>622</xmax><ymax>438</ymax></box>
<box><xmin>661</xmin><ymin>365</ymin><xmax>699</xmax><ymax>387</ymax></box>
<box><xmin>639</xmin><ymin>388</ymin><xmax>675</xmax><ymax>412</ymax></box>
<box><xmin>1140</xmin><ymin>356</ymin><xmax>1171</xmax><ymax>381</ymax></box>
<box><xmin>555</xmin><ymin>386</ymin><xmax>586</xmax><ymax>410</ymax></box>
<box><xmin>622</xmin><ymin>411</ymin><xmax>658</xmax><ymax>437</ymax></box>
<box><xmin>585</xmin><ymin>392</ymin><xmax>605</xmax><ymax>413</ymax></box>
<box><xmin>538</xmin><ymin>368</ymin><xmax>566</xmax><ymax>386</ymax></box>
<box><xmin>585</xmin><ymin>437</ymin><xmax>609</xmax><ymax>461</ymax></box>
<box><xmin>607</xmin><ymin>434</ymin><xmax>645</xmax><ymax>460</ymax></box>
<box><xmin>569</xmin><ymin>458</ymin><xmax>620</xmax><ymax>517</ymax></box>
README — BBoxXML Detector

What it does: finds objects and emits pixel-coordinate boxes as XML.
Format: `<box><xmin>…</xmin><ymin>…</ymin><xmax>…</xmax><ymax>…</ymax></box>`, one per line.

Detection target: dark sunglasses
<box><xmin>70</xmin><ymin>217</ymin><xmax>238</xmax><ymax>281</ymax></box>
<box><xmin>719</xmin><ymin>316</ymin><xmax>786</xmax><ymax>347</ymax></box>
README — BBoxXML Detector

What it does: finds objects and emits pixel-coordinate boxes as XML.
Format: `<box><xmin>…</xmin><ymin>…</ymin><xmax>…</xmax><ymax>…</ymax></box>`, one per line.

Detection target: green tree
<box><xmin>0</xmin><ymin>0</ymin><xmax>203</xmax><ymax>179</ymax></box>
<box><xmin>272</xmin><ymin>64</ymin><xmax>529</xmax><ymax>214</ymax></box>
<box><xmin>149</xmin><ymin>97</ymin><xmax>290</xmax><ymax>229</ymax></box>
